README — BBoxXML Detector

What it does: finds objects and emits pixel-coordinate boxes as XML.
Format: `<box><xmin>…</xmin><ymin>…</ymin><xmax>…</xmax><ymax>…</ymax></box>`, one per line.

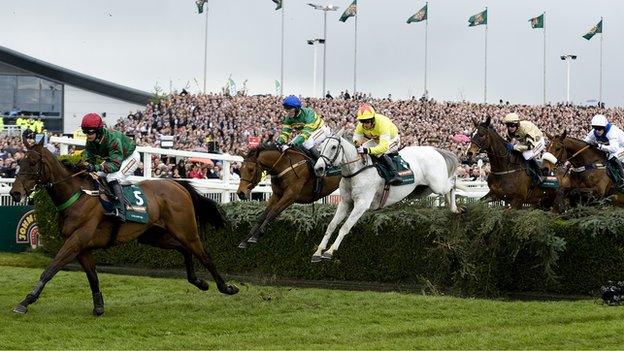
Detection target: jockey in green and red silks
<box><xmin>81</xmin><ymin>112</ymin><xmax>139</xmax><ymax>221</ymax></box>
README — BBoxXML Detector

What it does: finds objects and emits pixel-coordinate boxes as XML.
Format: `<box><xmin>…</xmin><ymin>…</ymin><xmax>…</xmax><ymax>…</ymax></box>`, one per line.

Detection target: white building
<box><xmin>0</xmin><ymin>45</ymin><xmax>151</xmax><ymax>133</ymax></box>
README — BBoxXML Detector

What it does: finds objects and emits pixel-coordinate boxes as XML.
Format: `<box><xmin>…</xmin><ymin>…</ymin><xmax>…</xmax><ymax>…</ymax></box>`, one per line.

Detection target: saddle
<box><xmin>87</xmin><ymin>176</ymin><xmax>149</xmax><ymax>224</ymax></box>
<box><xmin>373</xmin><ymin>154</ymin><xmax>415</xmax><ymax>186</ymax></box>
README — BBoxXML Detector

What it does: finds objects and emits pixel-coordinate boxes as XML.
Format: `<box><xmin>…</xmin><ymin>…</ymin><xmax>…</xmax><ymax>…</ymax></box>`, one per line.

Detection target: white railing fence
<box><xmin>0</xmin><ymin>136</ymin><xmax>490</xmax><ymax>206</ymax></box>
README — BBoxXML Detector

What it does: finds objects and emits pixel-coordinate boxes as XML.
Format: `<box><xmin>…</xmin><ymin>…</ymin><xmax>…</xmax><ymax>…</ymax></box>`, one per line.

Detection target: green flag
<box><xmin>583</xmin><ymin>19</ymin><xmax>602</xmax><ymax>40</ymax></box>
<box><xmin>529</xmin><ymin>13</ymin><xmax>544</xmax><ymax>29</ymax></box>
<box><xmin>272</xmin><ymin>0</ymin><xmax>282</xmax><ymax>11</ymax></box>
<box><xmin>274</xmin><ymin>80</ymin><xmax>281</xmax><ymax>96</ymax></box>
<box><xmin>339</xmin><ymin>0</ymin><xmax>357</xmax><ymax>22</ymax></box>
<box><xmin>407</xmin><ymin>4</ymin><xmax>427</xmax><ymax>24</ymax></box>
<box><xmin>468</xmin><ymin>9</ymin><xmax>487</xmax><ymax>27</ymax></box>
<box><xmin>195</xmin><ymin>0</ymin><xmax>207</xmax><ymax>14</ymax></box>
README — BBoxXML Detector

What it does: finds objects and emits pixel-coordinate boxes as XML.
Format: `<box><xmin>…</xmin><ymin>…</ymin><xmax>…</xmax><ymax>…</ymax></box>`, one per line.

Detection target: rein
<box><xmin>320</xmin><ymin>136</ymin><xmax>372</xmax><ymax>178</ymax></box>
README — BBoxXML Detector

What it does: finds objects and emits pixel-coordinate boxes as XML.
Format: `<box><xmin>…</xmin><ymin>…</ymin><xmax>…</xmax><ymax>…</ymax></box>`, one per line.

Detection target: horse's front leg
<box><xmin>312</xmin><ymin>199</ymin><xmax>353</xmax><ymax>262</ymax></box>
<box><xmin>238</xmin><ymin>195</ymin><xmax>279</xmax><ymax>249</ymax></box>
<box><xmin>13</xmin><ymin>233</ymin><xmax>84</xmax><ymax>314</ymax></box>
<box><xmin>322</xmin><ymin>197</ymin><xmax>373</xmax><ymax>260</ymax></box>
<box><xmin>246</xmin><ymin>190</ymin><xmax>299</xmax><ymax>245</ymax></box>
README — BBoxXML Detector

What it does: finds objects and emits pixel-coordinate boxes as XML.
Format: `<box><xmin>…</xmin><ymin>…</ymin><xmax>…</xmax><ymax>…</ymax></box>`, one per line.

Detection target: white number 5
<box><xmin>133</xmin><ymin>191</ymin><xmax>144</xmax><ymax>206</ymax></box>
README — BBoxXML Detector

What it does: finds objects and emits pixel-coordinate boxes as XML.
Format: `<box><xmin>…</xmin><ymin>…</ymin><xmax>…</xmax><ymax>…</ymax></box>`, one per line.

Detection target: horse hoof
<box><xmin>238</xmin><ymin>241</ymin><xmax>248</xmax><ymax>249</ymax></box>
<box><xmin>311</xmin><ymin>255</ymin><xmax>322</xmax><ymax>263</ymax></box>
<box><xmin>220</xmin><ymin>284</ymin><xmax>239</xmax><ymax>295</ymax></box>
<box><xmin>195</xmin><ymin>279</ymin><xmax>210</xmax><ymax>291</ymax></box>
<box><xmin>247</xmin><ymin>236</ymin><xmax>258</xmax><ymax>244</ymax></box>
<box><xmin>321</xmin><ymin>252</ymin><xmax>333</xmax><ymax>260</ymax></box>
<box><xmin>12</xmin><ymin>304</ymin><xmax>27</xmax><ymax>314</ymax></box>
<box><xmin>93</xmin><ymin>307</ymin><xmax>105</xmax><ymax>316</ymax></box>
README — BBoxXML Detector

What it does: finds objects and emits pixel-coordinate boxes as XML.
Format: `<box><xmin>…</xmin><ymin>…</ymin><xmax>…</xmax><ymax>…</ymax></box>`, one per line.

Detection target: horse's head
<box><xmin>236</xmin><ymin>143</ymin><xmax>281</xmax><ymax>200</ymax></box>
<box><xmin>10</xmin><ymin>137</ymin><xmax>50</xmax><ymax>203</ymax></box>
<box><xmin>237</xmin><ymin>152</ymin><xmax>262</xmax><ymax>200</ymax></box>
<box><xmin>467</xmin><ymin>116</ymin><xmax>494</xmax><ymax>161</ymax></box>
<box><xmin>544</xmin><ymin>131</ymin><xmax>567</xmax><ymax>169</ymax></box>
<box><xmin>314</xmin><ymin>128</ymin><xmax>345</xmax><ymax>177</ymax></box>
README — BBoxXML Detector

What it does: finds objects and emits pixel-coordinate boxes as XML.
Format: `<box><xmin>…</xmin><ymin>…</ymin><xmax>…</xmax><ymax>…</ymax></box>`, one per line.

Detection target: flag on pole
<box><xmin>468</xmin><ymin>9</ymin><xmax>487</xmax><ymax>27</ymax></box>
<box><xmin>274</xmin><ymin>80</ymin><xmax>281</xmax><ymax>96</ymax></box>
<box><xmin>529</xmin><ymin>13</ymin><xmax>544</xmax><ymax>28</ymax></box>
<box><xmin>195</xmin><ymin>0</ymin><xmax>207</xmax><ymax>14</ymax></box>
<box><xmin>583</xmin><ymin>19</ymin><xmax>602</xmax><ymax>40</ymax></box>
<box><xmin>272</xmin><ymin>0</ymin><xmax>282</xmax><ymax>11</ymax></box>
<box><xmin>407</xmin><ymin>4</ymin><xmax>428</xmax><ymax>24</ymax></box>
<box><xmin>339</xmin><ymin>0</ymin><xmax>357</xmax><ymax>22</ymax></box>
<box><xmin>227</xmin><ymin>76</ymin><xmax>237</xmax><ymax>96</ymax></box>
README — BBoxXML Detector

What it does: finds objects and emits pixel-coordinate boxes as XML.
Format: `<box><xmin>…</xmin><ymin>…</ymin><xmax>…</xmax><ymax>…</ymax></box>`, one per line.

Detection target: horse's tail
<box><xmin>434</xmin><ymin>147</ymin><xmax>460</xmax><ymax>178</ymax></box>
<box><xmin>173</xmin><ymin>180</ymin><xmax>228</xmax><ymax>233</ymax></box>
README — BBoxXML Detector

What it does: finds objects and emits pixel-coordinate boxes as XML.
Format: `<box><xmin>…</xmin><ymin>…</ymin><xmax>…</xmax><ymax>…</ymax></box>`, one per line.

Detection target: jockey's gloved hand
<box><xmin>83</xmin><ymin>163</ymin><xmax>95</xmax><ymax>172</ymax></box>
<box><xmin>505</xmin><ymin>143</ymin><xmax>514</xmax><ymax>151</ymax></box>
<box><xmin>356</xmin><ymin>146</ymin><xmax>369</xmax><ymax>154</ymax></box>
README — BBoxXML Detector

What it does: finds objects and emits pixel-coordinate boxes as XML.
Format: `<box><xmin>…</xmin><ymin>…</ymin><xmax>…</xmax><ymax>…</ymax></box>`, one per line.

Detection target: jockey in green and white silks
<box><xmin>584</xmin><ymin>114</ymin><xmax>624</xmax><ymax>189</ymax></box>
<box><xmin>276</xmin><ymin>95</ymin><xmax>329</xmax><ymax>160</ymax></box>
<box><xmin>81</xmin><ymin>113</ymin><xmax>140</xmax><ymax>221</ymax></box>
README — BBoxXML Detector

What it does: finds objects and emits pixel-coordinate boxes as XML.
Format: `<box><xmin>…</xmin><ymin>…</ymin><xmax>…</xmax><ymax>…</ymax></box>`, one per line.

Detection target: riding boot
<box><xmin>528</xmin><ymin>159</ymin><xmax>544</xmax><ymax>186</ymax></box>
<box><xmin>611</xmin><ymin>158</ymin><xmax>624</xmax><ymax>189</ymax></box>
<box><xmin>381</xmin><ymin>154</ymin><xmax>402</xmax><ymax>185</ymax></box>
<box><xmin>107</xmin><ymin>180</ymin><xmax>126</xmax><ymax>222</ymax></box>
<box><xmin>307</xmin><ymin>147</ymin><xmax>321</xmax><ymax>162</ymax></box>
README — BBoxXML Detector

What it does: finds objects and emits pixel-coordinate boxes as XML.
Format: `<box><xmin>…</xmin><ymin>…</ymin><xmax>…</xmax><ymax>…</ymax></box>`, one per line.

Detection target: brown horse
<box><xmin>466</xmin><ymin>116</ymin><xmax>555</xmax><ymax>209</ymax></box>
<box><xmin>236</xmin><ymin>143</ymin><xmax>340</xmax><ymax>248</ymax></box>
<box><xmin>9</xmin><ymin>138</ymin><xmax>238</xmax><ymax>316</ymax></box>
<box><xmin>544</xmin><ymin>131</ymin><xmax>624</xmax><ymax>206</ymax></box>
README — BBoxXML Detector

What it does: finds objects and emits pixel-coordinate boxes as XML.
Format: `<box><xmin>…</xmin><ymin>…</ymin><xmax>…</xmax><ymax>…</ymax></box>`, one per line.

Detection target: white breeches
<box><xmin>522</xmin><ymin>138</ymin><xmax>544</xmax><ymax>160</ymax></box>
<box><xmin>302</xmin><ymin>125</ymin><xmax>331</xmax><ymax>150</ymax></box>
<box><xmin>361</xmin><ymin>135</ymin><xmax>401</xmax><ymax>155</ymax></box>
<box><xmin>97</xmin><ymin>150</ymin><xmax>140</xmax><ymax>184</ymax></box>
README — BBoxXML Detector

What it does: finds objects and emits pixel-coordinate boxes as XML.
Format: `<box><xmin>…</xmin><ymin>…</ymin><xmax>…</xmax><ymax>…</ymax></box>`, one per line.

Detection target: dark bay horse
<box><xmin>466</xmin><ymin>116</ymin><xmax>555</xmax><ymax>209</ymax></box>
<box><xmin>545</xmin><ymin>131</ymin><xmax>624</xmax><ymax>206</ymax></box>
<box><xmin>236</xmin><ymin>143</ymin><xmax>341</xmax><ymax>248</ymax></box>
<box><xmin>9</xmin><ymin>138</ymin><xmax>238</xmax><ymax>315</ymax></box>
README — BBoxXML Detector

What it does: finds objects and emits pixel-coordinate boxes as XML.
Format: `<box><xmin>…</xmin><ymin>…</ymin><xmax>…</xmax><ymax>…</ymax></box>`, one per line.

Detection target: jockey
<box><xmin>584</xmin><ymin>114</ymin><xmax>624</xmax><ymax>189</ymax></box>
<box><xmin>353</xmin><ymin>104</ymin><xmax>402</xmax><ymax>185</ymax></box>
<box><xmin>81</xmin><ymin>113</ymin><xmax>140</xmax><ymax>221</ymax></box>
<box><xmin>503</xmin><ymin>112</ymin><xmax>546</xmax><ymax>184</ymax></box>
<box><xmin>275</xmin><ymin>95</ymin><xmax>329</xmax><ymax>160</ymax></box>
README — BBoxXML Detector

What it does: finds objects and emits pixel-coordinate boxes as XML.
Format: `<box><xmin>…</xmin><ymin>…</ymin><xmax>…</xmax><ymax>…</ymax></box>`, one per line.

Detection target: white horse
<box><xmin>312</xmin><ymin>129</ymin><xmax>461</xmax><ymax>262</ymax></box>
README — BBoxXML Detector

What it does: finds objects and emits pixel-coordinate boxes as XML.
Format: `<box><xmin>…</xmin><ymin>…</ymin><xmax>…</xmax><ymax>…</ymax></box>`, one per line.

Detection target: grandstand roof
<box><xmin>0</xmin><ymin>45</ymin><xmax>152</xmax><ymax>105</ymax></box>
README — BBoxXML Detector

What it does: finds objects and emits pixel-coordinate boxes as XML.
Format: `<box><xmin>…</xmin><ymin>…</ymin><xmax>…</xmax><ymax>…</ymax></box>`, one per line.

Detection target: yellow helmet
<box><xmin>356</xmin><ymin>104</ymin><xmax>376</xmax><ymax>120</ymax></box>
<box><xmin>503</xmin><ymin>113</ymin><xmax>520</xmax><ymax>124</ymax></box>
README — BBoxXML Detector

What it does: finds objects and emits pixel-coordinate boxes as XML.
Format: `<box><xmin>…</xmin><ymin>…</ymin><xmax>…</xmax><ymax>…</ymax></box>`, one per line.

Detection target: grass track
<box><xmin>1</xmin><ymin>254</ymin><xmax>624</xmax><ymax>349</ymax></box>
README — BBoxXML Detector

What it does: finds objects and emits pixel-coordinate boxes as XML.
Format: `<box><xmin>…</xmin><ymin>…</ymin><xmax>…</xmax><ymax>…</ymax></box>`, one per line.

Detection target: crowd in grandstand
<box><xmin>2</xmin><ymin>91</ymin><xmax>624</xmax><ymax>181</ymax></box>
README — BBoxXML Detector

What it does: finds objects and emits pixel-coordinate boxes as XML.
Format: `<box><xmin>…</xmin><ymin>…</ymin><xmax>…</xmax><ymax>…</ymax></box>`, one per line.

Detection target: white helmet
<box><xmin>591</xmin><ymin>114</ymin><xmax>608</xmax><ymax>127</ymax></box>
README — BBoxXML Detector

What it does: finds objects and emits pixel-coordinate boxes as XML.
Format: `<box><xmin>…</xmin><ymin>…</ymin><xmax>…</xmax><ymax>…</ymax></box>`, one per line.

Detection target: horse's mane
<box><xmin>244</xmin><ymin>142</ymin><xmax>280</xmax><ymax>158</ymax></box>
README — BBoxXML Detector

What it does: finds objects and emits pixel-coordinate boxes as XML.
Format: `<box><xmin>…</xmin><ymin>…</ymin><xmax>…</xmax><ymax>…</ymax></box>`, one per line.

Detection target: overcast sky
<box><xmin>2</xmin><ymin>0</ymin><xmax>622</xmax><ymax>106</ymax></box>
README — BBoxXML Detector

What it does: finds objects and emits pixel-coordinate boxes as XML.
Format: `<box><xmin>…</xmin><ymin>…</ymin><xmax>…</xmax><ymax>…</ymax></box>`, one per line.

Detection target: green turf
<box><xmin>1</xmin><ymin>256</ymin><xmax>624</xmax><ymax>349</ymax></box>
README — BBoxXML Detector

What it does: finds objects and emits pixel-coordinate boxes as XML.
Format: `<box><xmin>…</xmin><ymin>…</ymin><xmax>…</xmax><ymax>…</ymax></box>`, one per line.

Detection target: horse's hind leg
<box><xmin>138</xmin><ymin>229</ymin><xmax>209</xmax><ymax>291</ymax></box>
<box><xmin>184</xmin><ymin>237</ymin><xmax>239</xmax><ymax>295</ymax></box>
<box><xmin>312</xmin><ymin>199</ymin><xmax>353</xmax><ymax>262</ymax></box>
<box><xmin>77</xmin><ymin>251</ymin><xmax>105</xmax><ymax>316</ymax></box>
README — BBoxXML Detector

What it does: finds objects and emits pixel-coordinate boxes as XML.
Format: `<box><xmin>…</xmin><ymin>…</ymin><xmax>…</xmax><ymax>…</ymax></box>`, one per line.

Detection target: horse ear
<box><xmin>37</xmin><ymin>136</ymin><xmax>45</xmax><ymax>147</ymax></box>
<box><xmin>485</xmin><ymin>116</ymin><xmax>491</xmax><ymax>126</ymax></box>
<box><xmin>545</xmin><ymin>131</ymin><xmax>553</xmax><ymax>140</ymax></box>
<box><xmin>335</xmin><ymin>128</ymin><xmax>345</xmax><ymax>137</ymax></box>
<box><xmin>471</xmin><ymin>118</ymin><xmax>478</xmax><ymax>127</ymax></box>
<box><xmin>22</xmin><ymin>134</ymin><xmax>32</xmax><ymax>149</ymax></box>
<box><xmin>562</xmin><ymin>130</ymin><xmax>567</xmax><ymax>139</ymax></box>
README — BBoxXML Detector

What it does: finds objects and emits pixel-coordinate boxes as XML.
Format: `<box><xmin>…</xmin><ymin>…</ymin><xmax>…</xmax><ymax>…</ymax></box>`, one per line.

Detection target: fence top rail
<box><xmin>49</xmin><ymin>136</ymin><xmax>244</xmax><ymax>162</ymax></box>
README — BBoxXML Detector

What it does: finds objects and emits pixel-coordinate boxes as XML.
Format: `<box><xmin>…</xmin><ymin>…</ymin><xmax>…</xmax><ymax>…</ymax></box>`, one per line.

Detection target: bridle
<box><xmin>470</xmin><ymin>126</ymin><xmax>511</xmax><ymax>159</ymax></box>
<box><xmin>16</xmin><ymin>149</ymin><xmax>86</xmax><ymax>196</ymax></box>
<box><xmin>318</xmin><ymin>136</ymin><xmax>371</xmax><ymax>178</ymax></box>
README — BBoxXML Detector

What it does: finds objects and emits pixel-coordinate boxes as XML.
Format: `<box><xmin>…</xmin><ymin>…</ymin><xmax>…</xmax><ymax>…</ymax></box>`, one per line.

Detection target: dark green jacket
<box><xmin>276</xmin><ymin>107</ymin><xmax>324</xmax><ymax>146</ymax></box>
<box><xmin>84</xmin><ymin>129</ymin><xmax>136</xmax><ymax>173</ymax></box>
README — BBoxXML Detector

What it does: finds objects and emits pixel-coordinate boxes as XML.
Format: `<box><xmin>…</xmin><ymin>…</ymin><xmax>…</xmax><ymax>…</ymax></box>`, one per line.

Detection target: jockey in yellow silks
<box><xmin>352</xmin><ymin>104</ymin><xmax>401</xmax><ymax>185</ymax></box>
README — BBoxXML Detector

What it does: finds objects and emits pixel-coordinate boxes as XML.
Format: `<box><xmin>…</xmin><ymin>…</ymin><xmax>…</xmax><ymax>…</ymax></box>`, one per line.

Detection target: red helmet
<box><xmin>81</xmin><ymin>113</ymin><xmax>104</xmax><ymax>129</ymax></box>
